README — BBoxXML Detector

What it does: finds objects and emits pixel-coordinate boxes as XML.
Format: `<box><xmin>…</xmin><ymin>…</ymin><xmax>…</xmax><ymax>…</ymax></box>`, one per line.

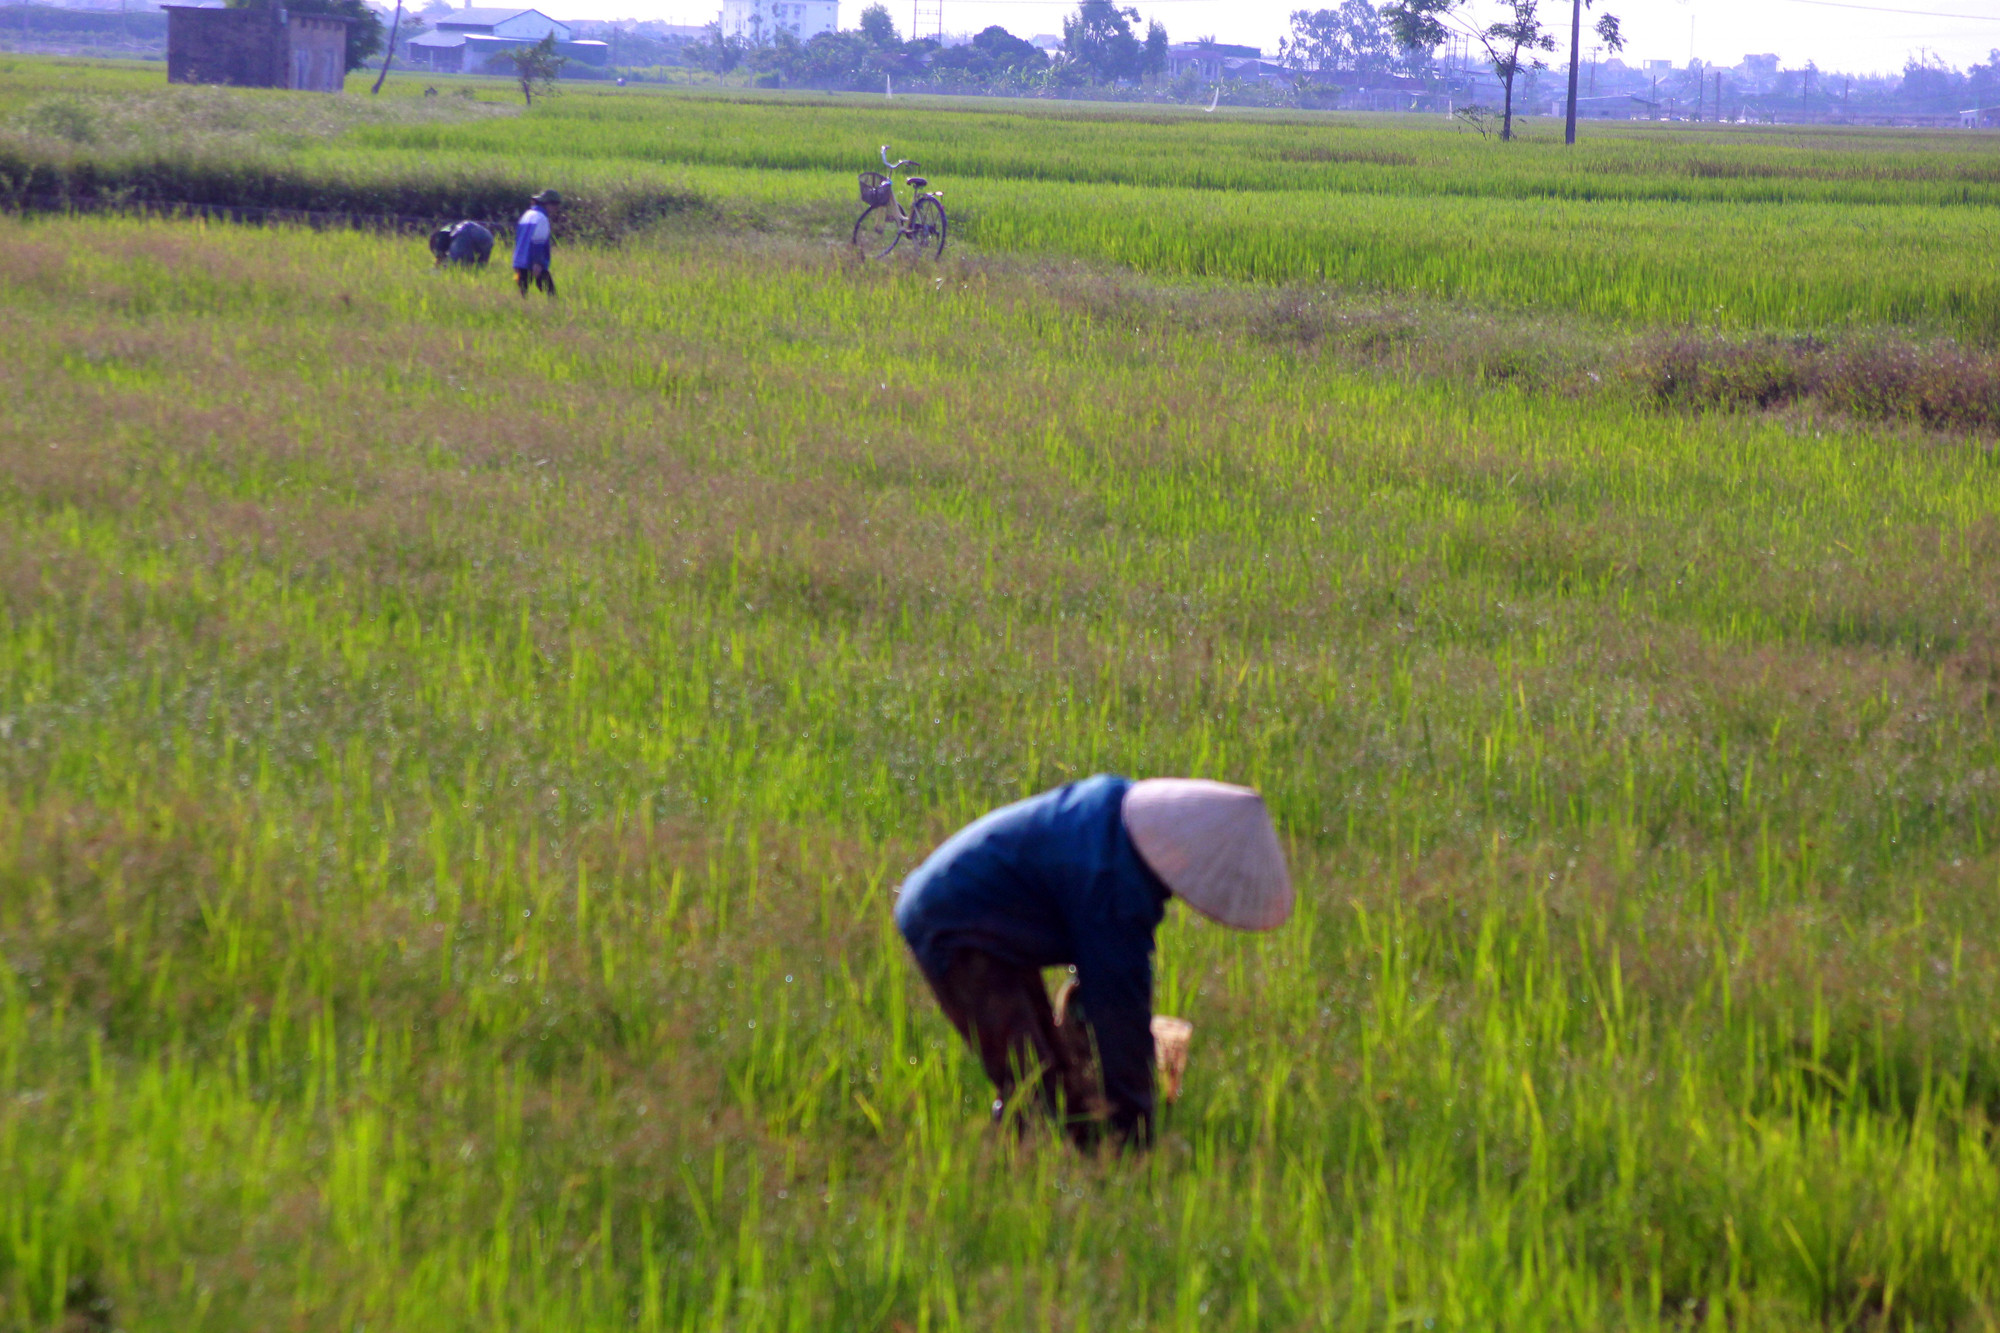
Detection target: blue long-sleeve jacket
<box><xmin>511</xmin><ymin>206</ymin><xmax>551</xmax><ymax>270</ymax></box>
<box><xmin>894</xmin><ymin>776</ymin><xmax>1169</xmax><ymax>1137</ymax></box>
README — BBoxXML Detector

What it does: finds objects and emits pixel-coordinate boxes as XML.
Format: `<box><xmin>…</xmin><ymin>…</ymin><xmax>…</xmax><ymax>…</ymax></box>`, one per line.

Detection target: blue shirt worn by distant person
<box><xmin>447</xmin><ymin>220</ymin><xmax>493</xmax><ymax>266</ymax></box>
<box><xmin>895</xmin><ymin>775</ymin><xmax>1169</xmax><ymax>1134</ymax></box>
<box><xmin>512</xmin><ymin>205</ymin><xmax>552</xmax><ymax>271</ymax></box>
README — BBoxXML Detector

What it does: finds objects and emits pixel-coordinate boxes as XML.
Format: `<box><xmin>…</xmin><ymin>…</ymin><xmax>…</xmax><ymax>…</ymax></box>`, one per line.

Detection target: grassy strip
<box><xmin>0</xmin><ymin>144</ymin><xmax>713</xmax><ymax>238</ymax></box>
<box><xmin>1642</xmin><ymin>333</ymin><xmax>2000</xmax><ymax>433</ymax></box>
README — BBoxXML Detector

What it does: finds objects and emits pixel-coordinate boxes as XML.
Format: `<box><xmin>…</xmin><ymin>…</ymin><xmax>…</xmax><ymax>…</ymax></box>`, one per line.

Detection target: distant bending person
<box><xmin>429</xmin><ymin>220</ymin><xmax>493</xmax><ymax>268</ymax></box>
<box><xmin>512</xmin><ymin>189</ymin><xmax>560</xmax><ymax>298</ymax></box>
<box><xmin>894</xmin><ymin>776</ymin><xmax>1292</xmax><ymax>1149</ymax></box>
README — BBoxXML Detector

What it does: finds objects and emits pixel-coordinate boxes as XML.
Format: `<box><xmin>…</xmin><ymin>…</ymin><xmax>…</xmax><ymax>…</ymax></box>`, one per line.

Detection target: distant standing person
<box><xmin>513</xmin><ymin>189</ymin><xmax>560</xmax><ymax>298</ymax></box>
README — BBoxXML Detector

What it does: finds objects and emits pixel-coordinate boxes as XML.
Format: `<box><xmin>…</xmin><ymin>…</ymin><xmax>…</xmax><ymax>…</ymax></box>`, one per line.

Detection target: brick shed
<box><xmin>164</xmin><ymin>6</ymin><xmax>349</xmax><ymax>92</ymax></box>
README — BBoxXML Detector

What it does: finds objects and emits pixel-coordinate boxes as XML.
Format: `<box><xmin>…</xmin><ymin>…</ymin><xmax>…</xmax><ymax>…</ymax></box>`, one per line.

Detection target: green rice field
<box><xmin>4</xmin><ymin>57</ymin><xmax>2000</xmax><ymax>1330</ymax></box>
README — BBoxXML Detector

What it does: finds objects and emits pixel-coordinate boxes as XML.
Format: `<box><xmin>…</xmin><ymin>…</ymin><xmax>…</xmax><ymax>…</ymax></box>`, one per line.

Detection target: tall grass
<box><xmin>0</xmin><ymin>78</ymin><xmax>707</xmax><ymax>237</ymax></box>
<box><xmin>3</xmin><ymin>64</ymin><xmax>1998</xmax><ymax>334</ymax></box>
<box><xmin>4</xmin><ymin>217</ymin><xmax>2000</xmax><ymax>1328</ymax></box>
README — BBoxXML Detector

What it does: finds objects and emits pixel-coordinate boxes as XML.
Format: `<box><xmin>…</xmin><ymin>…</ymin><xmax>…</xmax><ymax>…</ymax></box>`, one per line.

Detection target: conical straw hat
<box><xmin>1121</xmin><ymin>779</ymin><xmax>1292</xmax><ymax>931</ymax></box>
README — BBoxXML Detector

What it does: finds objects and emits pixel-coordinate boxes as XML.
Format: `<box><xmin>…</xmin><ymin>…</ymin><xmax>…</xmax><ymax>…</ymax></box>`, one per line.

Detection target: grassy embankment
<box><xmin>5</xmin><ymin>60</ymin><xmax>2000</xmax><ymax>1330</ymax></box>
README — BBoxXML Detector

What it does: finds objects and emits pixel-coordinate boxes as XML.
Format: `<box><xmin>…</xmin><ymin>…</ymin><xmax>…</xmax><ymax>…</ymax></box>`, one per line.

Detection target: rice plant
<box><xmin>4</xmin><ymin>206</ymin><xmax>2000</xmax><ymax>1329</ymax></box>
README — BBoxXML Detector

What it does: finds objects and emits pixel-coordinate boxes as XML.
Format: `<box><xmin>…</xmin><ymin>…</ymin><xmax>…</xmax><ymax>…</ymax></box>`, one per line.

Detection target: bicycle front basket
<box><xmin>858</xmin><ymin>171</ymin><xmax>893</xmax><ymax>207</ymax></box>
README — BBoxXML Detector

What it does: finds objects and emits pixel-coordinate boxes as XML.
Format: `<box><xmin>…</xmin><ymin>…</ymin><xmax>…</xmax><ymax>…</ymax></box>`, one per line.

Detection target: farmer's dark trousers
<box><xmin>917</xmin><ymin>949</ymin><xmax>1107</xmax><ymax>1148</ymax></box>
<box><xmin>515</xmin><ymin>265</ymin><xmax>556</xmax><ymax>297</ymax></box>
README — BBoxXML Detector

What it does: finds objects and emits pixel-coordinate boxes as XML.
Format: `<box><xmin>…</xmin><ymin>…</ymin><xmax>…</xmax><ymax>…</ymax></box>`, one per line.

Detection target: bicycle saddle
<box><xmin>904</xmin><ymin>176</ymin><xmax>928</xmax><ymax>189</ymax></box>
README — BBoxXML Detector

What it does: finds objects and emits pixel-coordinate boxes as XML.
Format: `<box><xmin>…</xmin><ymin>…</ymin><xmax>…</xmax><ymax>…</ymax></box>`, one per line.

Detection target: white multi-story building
<box><xmin>719</xmin><ymin>0</ymin><xmax>836</xmax><ymax>43</ymax></box>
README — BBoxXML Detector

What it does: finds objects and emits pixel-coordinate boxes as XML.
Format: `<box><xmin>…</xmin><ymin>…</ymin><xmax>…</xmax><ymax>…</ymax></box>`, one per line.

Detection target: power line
<box><xmin>939</xmin><ymin>1</ymin><xmax>1228</xmax><ymax>5</ymax></box>
<box><xmin>955</xmin><ymin>0</ymin><xmax>2000</xmax><ymax>10</ymax></box>
<box><xmin>1760</xmin><ymin>0</ymin><xmax>1999</xmax><ymax>20</ymax></box>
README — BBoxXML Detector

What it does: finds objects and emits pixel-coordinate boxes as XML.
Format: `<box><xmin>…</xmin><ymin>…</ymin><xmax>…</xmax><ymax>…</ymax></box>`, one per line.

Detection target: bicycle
<box><xmin>853</xmin><ymin>146</ymin><xmax>947</xmax><ymax>260</ymax></box>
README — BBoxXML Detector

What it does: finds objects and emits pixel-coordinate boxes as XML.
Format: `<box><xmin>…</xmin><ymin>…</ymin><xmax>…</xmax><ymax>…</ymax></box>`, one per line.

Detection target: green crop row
<box><xmin>671</xmin><ymin>161</ymin><xmax>2000</xmax><ymax>335</ymax></box>
<box><xmin>352</xmin><ymin>85</ymin><xmax>2000</xmax><ymax>208</ymax></box>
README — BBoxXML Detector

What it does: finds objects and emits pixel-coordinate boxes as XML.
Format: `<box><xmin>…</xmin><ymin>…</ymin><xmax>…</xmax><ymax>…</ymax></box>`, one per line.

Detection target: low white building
<box><xmin>436</xmin><ymin>4</ymin><xmax>568</xmax><ymax>41</ymax></box>
<box><xmin>718</xmin><ymin>0</ymin><xmax>836</xmax><ymax>43</ymax></box>
<box><xmin>406</xmin><ymin>6</ymin><xmax>610</xmax><ymax>73</ymax></box>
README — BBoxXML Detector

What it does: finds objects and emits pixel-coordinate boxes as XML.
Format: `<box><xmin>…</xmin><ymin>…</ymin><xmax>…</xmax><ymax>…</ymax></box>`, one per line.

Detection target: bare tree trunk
<box><xmin>371</xmin><ymin>0</ymin><xmax>402</xmax><ymax>95</ymax></box>
<box><xmin>1563</xmin><ymin>0</ymin><xmax>1581</xmax><ymax>143</ymax></box>
<box><xmin>1501</xmin><ymin>69</ymin><xmax>1515</xmax><ymax>139</ymax></box>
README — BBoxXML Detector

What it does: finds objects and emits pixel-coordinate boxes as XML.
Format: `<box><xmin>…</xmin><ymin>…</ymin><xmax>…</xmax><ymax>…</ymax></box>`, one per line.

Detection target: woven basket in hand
<box><xmin>1053</xmin><ymin>976</ymin><xmax>1195</xmax><ymax>1105</ymax></box>
<box><xmin>1150</xmin><ymin>1017</ymin><xmax>1193</xmax><ymax>1103</ymax></box>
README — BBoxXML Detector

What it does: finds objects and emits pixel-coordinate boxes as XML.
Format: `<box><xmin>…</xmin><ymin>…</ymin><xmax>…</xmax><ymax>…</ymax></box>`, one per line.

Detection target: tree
<box><xmin>1386</xmin><ymin>0</ymin><xmax>1556</xmax><ymax>139</ymax></box>
<box><xmin>227</xmin><ymin>0</ymin><xmax>382</xmax><ymax>72</ymax></box>
<box><xmin>1142</xmin><ymin>19</ymin><xmax>1168</xmax><ymax>81</ymax></box>
<box><xmin>1062</xmin><ymin>0</ymin><xmax>1142</xmax><ymax>83</ymax></box>
<box><xmin>1970</xmin><ymin>48</ymin><xmax>2000</xmax><ymax>104</ymax></box>
<box><xmin>701</xmin><ymin>20</ymin><xmax>745</xmax><ymax>72</ymax></box>
<box><xmin>929</xmin><ymin>25</ymin><xmax>1049</xmax><ymax>83</ymax></box>
<box><xmin>1899</xmin><ymin>51</ymin><xmax>1964</xmax><ymax>110</ymax></box>
<box><xmin>1561</xmin><ymin>0</ymin><xmax>1620</xmax><ymax>142</ymax></box>
<box><xmin>973</xmin><ymin>23</ymin><xmax>1045</xmax><ymax>68</ymax></box>
<box><xmin>858</xmin><ymin>3</ymin><xmax>899</xmax><ymax>49</ymax></box>
<box><xmin>506</xmin><ymin>31</ymin><xmax>565</xmax><ymax>105</ymax></box>
<box><xmin>1280</xmin><ymin>0</ymin><xmax>1392</xmax><ymax>78</ymax></box>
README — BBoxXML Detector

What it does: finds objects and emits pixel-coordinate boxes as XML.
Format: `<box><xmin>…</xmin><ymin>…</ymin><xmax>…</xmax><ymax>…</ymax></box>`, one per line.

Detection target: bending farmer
<box><xmin>894</xmin><ymin>776</ymin><xmax>1291</xmax><ymax>1148</ymax></box>
<box><xmin>430</xmin><ymin>220</ymin><xmax>494</xmax><ymax>268</ymax></box>
<box><xmin>512</xmin><ymin>189</ymin><xmax>560</xmax><ymax>297</ymax></box>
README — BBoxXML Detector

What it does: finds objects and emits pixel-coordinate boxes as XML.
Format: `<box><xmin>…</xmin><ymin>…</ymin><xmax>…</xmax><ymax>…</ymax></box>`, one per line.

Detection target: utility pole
<box><xmin>1714</xmin><ymin>68</ymin><xmax>1721</xmax><ymax>122</ymax></box>
<box><xmin>1589</xmin><ymin>44</ymin><xmax>1599</xmax><ymax>95</ymax></box>
<box><xmin>1564</xmin><ymin>0</ymin><xmax>1583</xmax><ymax>144</ymax></box>
<box><xmin>372</xmin><ymin>0</ymin><xmax>405</xmax><ymax>93</ymax></box>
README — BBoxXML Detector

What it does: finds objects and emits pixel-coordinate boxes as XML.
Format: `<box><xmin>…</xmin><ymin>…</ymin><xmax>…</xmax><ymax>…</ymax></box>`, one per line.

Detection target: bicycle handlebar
<box><xmin>880</xmin><ymin>144</ymin><xmax>919</xmax><ymax>173</ymax></box>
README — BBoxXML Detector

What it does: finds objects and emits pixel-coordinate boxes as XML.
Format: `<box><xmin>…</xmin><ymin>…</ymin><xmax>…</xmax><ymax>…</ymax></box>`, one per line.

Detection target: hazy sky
<box><xmin>575</xmin><ymin>0</ymin><xmax>1999</xmax><ymax>77</ymax></box>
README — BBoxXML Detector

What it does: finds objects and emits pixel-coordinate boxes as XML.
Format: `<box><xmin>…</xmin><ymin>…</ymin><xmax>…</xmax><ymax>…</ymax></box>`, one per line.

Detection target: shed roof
<box><xmin>434</xmin><ymin>7</ymin><xmax>554</xmax><ymax>26</ymax></box>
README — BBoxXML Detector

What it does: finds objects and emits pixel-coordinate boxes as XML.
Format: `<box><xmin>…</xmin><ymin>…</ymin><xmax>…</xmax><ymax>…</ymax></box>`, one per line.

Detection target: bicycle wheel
<box><xmin>909</xmin><ymin>195</ymin><xmax>947</xmax><ymax>258</ymax></box>
<box><xmin>852</xmin><ymin>205</ymin><xmax>902</xmax><ymax>259</ymax></box>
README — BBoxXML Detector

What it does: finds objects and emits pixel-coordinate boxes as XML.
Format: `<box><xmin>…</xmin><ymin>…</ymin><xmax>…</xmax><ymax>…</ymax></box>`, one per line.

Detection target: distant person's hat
<box><xmin>531</xmin><ymin>189</ymin><xmax>562</xmax><ymax>205</ymax></box>
<box><xmin>1121</xmin><ymin>779</ymin><xmax>1292</xmax><ymax>931</ymax></box>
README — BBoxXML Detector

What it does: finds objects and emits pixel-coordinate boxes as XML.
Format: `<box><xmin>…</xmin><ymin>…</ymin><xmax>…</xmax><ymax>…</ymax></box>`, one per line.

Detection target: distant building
<box><xmin>1302</xmin><ymin>70</ymin><xmax>1426</xmax><ymax>107</ymax></box>
<box><xmin>717</xmin><ymin>0</ymin><xmax>836</xmax><ymax>43</ymax></box>
<box><xmin>406</xmin><ymin>7</ymin><xmax>607</xmax><ymax>71</ymax></box>
<box><xmin>1961</xmin><ymin>106</ymin><xmax>2000</xmax><ymax>128</ymax></box>
<box><xmin>1163</xmin><ymin>41</ymin><xmax>1260</xmax><ymax>82</ymax></box>
<box><xmin>163</xmin><ymin>5</ymin><xmax>347</xmax><ymax>91</ymax></box>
